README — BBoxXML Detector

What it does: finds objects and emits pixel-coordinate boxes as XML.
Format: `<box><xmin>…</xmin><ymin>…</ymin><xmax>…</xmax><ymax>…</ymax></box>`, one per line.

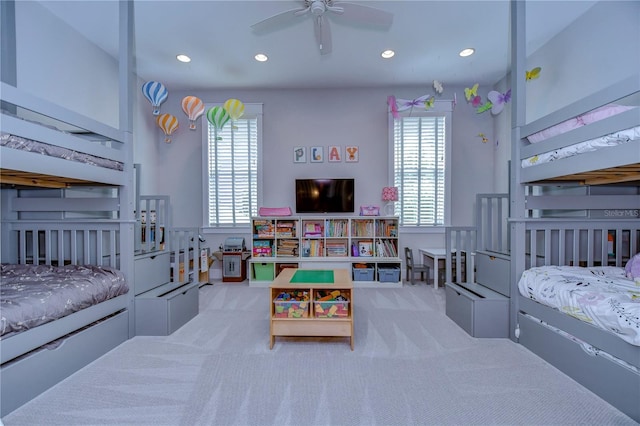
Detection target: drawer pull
<box><xmin>150</xmin><ymin>255</ymin><xmax>157</xmax><ymax>260</ymax></box>
<box><xmin>489</xmin><ymin>256</ymin><xmax>496</xmax><ymax>260</ymax></box>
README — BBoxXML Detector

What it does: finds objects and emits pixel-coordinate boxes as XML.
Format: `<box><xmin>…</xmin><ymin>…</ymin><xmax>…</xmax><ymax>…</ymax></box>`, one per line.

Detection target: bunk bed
<box><xmin>473</xmin><ymin>193</ymin><xmax>510</xmax><ymax>297</ymax></box>
<box><xmin>132</xmin><ymin>173</ymin><xmax>202</xmax><ymax>337</ymax></box>
<box><xmin>510</xmin><ymin>3</ymin><xmax>640</xmax><ymax>420</ymax></box>
<box><xmin>517</xmin><ymin>76</ymin><xmax>640</xmax><ymax>187</ymax></box>
<box><xmin>0</xmin><ymin>1</ymin><xmax>135</xmax><ymax>417</ymax></box>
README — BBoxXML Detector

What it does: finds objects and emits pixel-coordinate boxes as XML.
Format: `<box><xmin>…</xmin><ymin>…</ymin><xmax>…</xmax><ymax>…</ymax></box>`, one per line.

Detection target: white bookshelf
<box><xmin>248</xmin><ymin>216</ymin><xmax>402</xmax><ymax>287</ymax></box>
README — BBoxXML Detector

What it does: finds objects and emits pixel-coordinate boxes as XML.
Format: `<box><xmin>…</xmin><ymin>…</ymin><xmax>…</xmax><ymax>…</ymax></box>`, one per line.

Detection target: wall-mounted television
<box><xmin>295</xmin><ymin>178</ymin><xmax>355</xmax><ymax>214</ymax></box>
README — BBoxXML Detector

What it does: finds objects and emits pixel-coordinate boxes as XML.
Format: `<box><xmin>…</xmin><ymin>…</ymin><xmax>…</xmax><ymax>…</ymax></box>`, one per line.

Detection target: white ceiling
<box><xmin>40</xmin><ymin>0</ymin><xmax>597</xmax><ymax>91</ymax></box>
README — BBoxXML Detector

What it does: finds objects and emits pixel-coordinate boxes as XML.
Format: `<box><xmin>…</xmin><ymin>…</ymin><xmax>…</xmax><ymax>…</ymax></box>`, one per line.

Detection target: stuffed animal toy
<box><xmin>624</xmin><ymin>253</ymin><xmax>640</xmax><ymax>281</ymax></box>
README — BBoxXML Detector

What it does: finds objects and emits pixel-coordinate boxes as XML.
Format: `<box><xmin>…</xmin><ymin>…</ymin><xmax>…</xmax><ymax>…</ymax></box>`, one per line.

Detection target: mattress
<box><xmin>0</xmin><ymin>133</ymin><xmax>124</xmax><ymax>171</ymax></box>
<box><xmin>518</xmin><ymin>265</ymin><xmax>640</xmax><ymax>346</ymax></box>
<box><xmin>521</xmin><ymin>125</ymin><xmax>640</xmax><ymax>168</ymax></box>
<box><xmin>0</xmin><ymin>264</ymin><xmax>129</xmax><ymax>337</ymax></box>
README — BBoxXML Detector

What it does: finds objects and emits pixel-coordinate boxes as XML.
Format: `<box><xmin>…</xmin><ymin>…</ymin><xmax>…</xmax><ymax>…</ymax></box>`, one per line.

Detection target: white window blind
<box><xmin>393</xmin><ymin>114</ymin><xmax>449</xmax><ymax>226</ymax></box>
<box><xmin>203</xmin><ymin>105</ymin><xmax>262</xmax><ymax>227</ymax></box>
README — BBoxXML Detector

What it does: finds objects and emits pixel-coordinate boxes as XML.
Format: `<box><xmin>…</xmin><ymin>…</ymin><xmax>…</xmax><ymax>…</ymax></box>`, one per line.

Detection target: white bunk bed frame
<box><xmin>510</xmin><ymin>1</ymin><xmax>640</xmax><ymax>421</ymax></box>
<box><xmin>0</xmin><ymin>1</ymin><xmax>135</xmax><ymax>416</ymax></box>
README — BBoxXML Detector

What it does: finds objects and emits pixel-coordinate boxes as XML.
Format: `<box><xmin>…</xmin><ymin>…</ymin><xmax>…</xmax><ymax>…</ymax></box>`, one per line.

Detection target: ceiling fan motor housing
<box><xmin>310</xmin><ymin>1</ymin><xmax>326</xmax><ymax>16</ymax></box>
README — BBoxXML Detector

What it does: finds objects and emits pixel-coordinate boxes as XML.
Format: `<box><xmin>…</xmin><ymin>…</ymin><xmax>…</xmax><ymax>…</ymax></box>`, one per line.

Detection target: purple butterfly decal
<box><xmin>487</xmin><ymin>89</ymin><xmax>511</xmax><ymax>115</ymax></box>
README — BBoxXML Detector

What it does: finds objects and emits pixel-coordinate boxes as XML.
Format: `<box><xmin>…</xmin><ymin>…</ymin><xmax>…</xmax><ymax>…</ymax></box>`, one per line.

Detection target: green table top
<box><xmin>290</xmin><ymin>269</ymin><xmax>335</xmax><ymax>283</ymax></box>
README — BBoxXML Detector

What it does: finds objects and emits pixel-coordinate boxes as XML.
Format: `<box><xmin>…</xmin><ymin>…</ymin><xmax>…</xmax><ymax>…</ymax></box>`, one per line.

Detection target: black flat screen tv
<box><xmin>295</xmin><ymin>178</ymin><xmax>354</xmax><ymax>214</ymax></box>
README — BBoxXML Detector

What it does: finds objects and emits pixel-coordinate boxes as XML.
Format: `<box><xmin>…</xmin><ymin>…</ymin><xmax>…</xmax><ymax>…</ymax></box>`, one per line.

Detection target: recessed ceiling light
<box><xmin>255</xmin><ymin>53</ymin><xmax>268</xmax><ymax>62</ymax></box>
<box><xmin>381</xmin><ymin>49</ymin><xmax>395</xmax><ymax>59</ymax></box>
<box><xmin>176</xmin><ymin>54</ymin><xmax>191</xmax><ymax>63</ymax></box>
<box><xmin>459</xmin><ymin>48</ymin><xmax>475</xmax><ymax>57</ymax></box>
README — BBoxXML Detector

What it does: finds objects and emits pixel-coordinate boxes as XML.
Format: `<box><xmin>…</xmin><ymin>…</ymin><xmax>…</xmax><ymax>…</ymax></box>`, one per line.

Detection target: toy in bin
<box><xmin>314</xmin><ymin>290</ymin><xmax>350</xmax><ymax>318</ymax></box>
<box><xmin>273</xmin><ymin>290</ymin><xmax>309</xmax><ymax>318</ymax></box>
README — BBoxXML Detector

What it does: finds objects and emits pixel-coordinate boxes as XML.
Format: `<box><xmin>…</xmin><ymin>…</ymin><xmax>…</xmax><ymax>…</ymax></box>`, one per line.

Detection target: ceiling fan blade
<box><xmin>314</xmin><ymin>15</ymin><xmax>332</xmax><ymax>55</ymax></box>
<box><xmin>332</xmin><ymin>2</ymin><xmax>393</xmax><ymax>28</ymax></box>
<box><xmin>251</xmin><ymin>6</ymin><xmax>310</xmax><ymax>33</ymax></box>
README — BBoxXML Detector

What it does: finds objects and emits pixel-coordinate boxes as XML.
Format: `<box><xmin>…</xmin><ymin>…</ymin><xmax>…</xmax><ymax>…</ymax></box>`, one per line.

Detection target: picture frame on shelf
<box><xmin>358</xmin><ymin>240</ymin><xmax>373</xmax><ymax>257</ymax></box>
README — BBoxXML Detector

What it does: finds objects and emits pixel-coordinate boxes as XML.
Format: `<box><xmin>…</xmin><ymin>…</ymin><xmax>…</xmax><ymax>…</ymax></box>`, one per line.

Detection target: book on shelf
<box><xmin>326</xmin><ymin>219</ymin><xmax>348</xmax><ymax>237</ymax></box>
<box><xmin>303</xmin><ymin>222</ymin><xmax>323</xmax><ymax>237</ymax></box>
<box><xmin>326</xmin><ymin>241</ymin><xmax>348</xmax><ymax>257</ymax></box>
<box><xmin>358</xmin><ymin>240</ymin><xmax>373</xmax><ymax>257</ymax></box>
<box><xmin>254</xmin><ymin>220</ymin><xmax>274</xmax><ymax>238</ymax></box>
<box><xmin>277</xmin><ymin>239</ymin><xmax>299</xmax><ymax>256</ymax></box>
<box><xmin>351</xmin><ymin>220</ymin><xmax>374</xmax><ymax>237</ymax></box>
<box><xmin>301</xmin><ymin>239</ymin><xmax>324</xmax><ymax>257</ymax></box>
<box><xmin>252</xmin><ymin>240</ymin><xmax>273</xmax><ymax>257</ymax></box>
<box><xmin>375</xmin><ymin>239</ymin><xmax>398</xmax><ymax>257</ymax></box>
<box><xmin>276</xmin><ymin>221</ymin><xmax>296</xmax><ymax>237</ymax></box>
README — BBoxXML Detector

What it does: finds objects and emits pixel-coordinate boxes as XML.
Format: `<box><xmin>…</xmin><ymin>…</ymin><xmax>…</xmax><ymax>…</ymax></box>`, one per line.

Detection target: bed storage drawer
<box><xmin>445</xmin><ymin>282</ymin><xmax>508</xmax><ymax>338</ymax></box>
<box><xmin>475</xmin><ymin>250</ymin><xmax>510</xmax><ymax>297</ymax></box>
<box><xmin>134</xmin><ymin>251</ymin><xmax>170</xmax><ymax>295</ymax></box>
<box><xmin>0</xmin><ymin>310</ymin><xmax>128</xmax><ymax>417</ymax></box>
<box><xmin>135</xmin><ymin>281</ymin><xmax>199</xmax><ymax>336</ymax></box>
<box><xmin>518</xmin><ymin>312</ymin><xmax>640</xmax><ymax>422</ymax></box>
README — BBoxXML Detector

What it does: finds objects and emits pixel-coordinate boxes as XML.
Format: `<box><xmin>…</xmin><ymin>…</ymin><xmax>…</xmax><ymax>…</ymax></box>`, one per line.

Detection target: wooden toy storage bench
<box><xmin>269</xmin><ymin>268</ymin><xmax>354</xmax><ymax>350</ymax></box>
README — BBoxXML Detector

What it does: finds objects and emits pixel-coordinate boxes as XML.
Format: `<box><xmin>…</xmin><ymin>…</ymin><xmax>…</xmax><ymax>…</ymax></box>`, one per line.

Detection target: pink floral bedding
<box><xmin>518</xmin><ymin>265</ymin><xmax>640</xmax><ymax>346</ymax></box>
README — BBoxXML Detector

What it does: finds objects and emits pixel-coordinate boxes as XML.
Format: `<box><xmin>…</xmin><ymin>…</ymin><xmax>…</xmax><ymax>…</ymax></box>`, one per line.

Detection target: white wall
<box><xmin>493</xmin><ymin>1</ymin><xmax>639</xmax><ymax>193</ymax></box>
<box><xmin>524</xmin><ymin>1</ymin><xmax>640</xmax><ymax>122</ymax></box>
<box><xmin>15</xmin><ymin>1</ymin><xmax>119</xmax><ymax>128</ymax></box>
<box><xmin>144</xmin><ymin>85</ymin><xmax>497</xmax><ymax>258</ymax></box>
<box><xmin>16</xmin><ymin>1</ymin><xmax>502</xmax><ymax>274</ymax></box>
<box><xmin>12</xmin><ymin>0</ymin><xmax>639</xmax><ymax>280</ymax></box>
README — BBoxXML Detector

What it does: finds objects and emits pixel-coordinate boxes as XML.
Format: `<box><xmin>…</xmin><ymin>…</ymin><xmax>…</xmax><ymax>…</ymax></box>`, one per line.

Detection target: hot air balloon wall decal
<box><xmin>181</xmin><ymin>96</ymin><xmax>205</xmax><ymax>130</ymax></box>
<box><xmin>142</xmin><ymin>81</ymin><xmax>168</xmax><ymax>116</ymax></box>
<box><xmin>223</xmin><ymin>98</ymin><xmax>245</xmax><ymax>130</ymax></box>
<box><xmin>223</xmin><ymin>98</ymin><xmax>245</xmax><ymax>121</ymax></box>
<box><xmin>206</xmin><ymin>106</ymin><xmax>230</xmax><ymax>140</ymax></box>
<box><xmin>156</xmin><ymin>113</ymin><xmax>179</xmax><ymax>143</ymax></box>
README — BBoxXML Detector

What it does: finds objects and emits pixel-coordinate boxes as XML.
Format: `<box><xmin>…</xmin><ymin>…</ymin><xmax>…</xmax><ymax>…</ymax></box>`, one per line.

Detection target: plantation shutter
<box><xmin>393</xmin><ymin>115</ymin><xmax>446</xmax><ymax>226</ymax></box>
<box><xmin>206</xmin><ymin>116</ymin><xmax>258</xmax><ymax>227</ymax></box>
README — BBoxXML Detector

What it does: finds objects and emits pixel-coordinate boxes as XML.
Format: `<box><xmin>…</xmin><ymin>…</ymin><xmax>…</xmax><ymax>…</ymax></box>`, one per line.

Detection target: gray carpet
<box><xmin>2</xmin><ymin>283</ymin><xmax>636</xmax><ymax>425</ymax></box>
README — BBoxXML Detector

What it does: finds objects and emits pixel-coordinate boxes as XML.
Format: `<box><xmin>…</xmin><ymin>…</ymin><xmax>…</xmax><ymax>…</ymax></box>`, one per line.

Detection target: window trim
<box><xmin>388</xmin><ymin>101</ymin><xmax>452</xmax><ymax>229</ymax></box>
<box><xmin>201</xmin><ymin>103</ymin><xmax>263</xmax><ymax>231</ymax></box>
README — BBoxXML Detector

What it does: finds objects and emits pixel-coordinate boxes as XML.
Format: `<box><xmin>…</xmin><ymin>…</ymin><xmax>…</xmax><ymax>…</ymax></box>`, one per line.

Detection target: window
<box><xmin>391</xmin><ymin>108</ymin><xmax>451</xmax><ymax>227</ymax></box>
<box><xmin>203</xmin><ymin>104</ymin><xmax>262</xmax><ymax>228</ymax></box>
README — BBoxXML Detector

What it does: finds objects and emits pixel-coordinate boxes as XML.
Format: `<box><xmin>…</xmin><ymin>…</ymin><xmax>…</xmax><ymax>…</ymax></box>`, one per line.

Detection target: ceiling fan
<box><xmin>251</xmin><ymin>0</ymin><xmax>393</xmax><ymax>55</ymax></box>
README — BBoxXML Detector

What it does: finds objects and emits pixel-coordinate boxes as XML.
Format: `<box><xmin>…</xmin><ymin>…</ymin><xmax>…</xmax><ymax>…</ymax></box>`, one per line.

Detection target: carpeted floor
<box><xmin>2</xmin><ymin>282</ymin><xmax>636</xmax><ymax>425</ymax></box>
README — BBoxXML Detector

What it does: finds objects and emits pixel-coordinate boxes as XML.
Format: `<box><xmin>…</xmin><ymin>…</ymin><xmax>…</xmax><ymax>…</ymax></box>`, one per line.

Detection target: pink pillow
<box><xmin>624</xmin><ymin>253</ymin><xmax>640</xmax><ymax>280</ymax></box>
<box><xmin>526</xmin><ymin>104</ymin><xmax>635</xmax><ymax>144</ymax></box>
<box><xmin>527</xmin><ymin>118</ymin><xmax>582</xmax><ymax>143</ymax></box>
<box><xmin>580</xmin><ymin>104</ymin><xmax>634</xmax><ymax>125</ymax></box>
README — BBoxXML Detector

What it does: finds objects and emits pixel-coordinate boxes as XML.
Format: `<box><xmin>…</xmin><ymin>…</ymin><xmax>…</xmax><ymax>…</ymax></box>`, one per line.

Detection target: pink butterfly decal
<box><xmin>471</xmin><ymin>95</ymin><xmax>482</xmax><ymax>107</ymax></box>
<box><xmin>487</xmin><ymin>89</ymin><xmax>511</xmax><ymax>115</ymax></box>
<box><xmin>387</xmin><ymin>95</ymin><xmax>399</xmax><ymax>120</ymax></box>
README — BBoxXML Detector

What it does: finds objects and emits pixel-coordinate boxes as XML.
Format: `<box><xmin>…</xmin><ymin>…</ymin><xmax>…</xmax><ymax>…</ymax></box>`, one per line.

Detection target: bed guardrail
<box><xmin>135</xmin><ymin>195</ymin><xmax>170</xmax><ymax>254</ymax></box>
<box><xmin>475</xmin><ymin>193</ymin><xmax>509</xmax><ymax>254</ymax></box>
<box><xmin>519</xmin><ymin>219</ymin><xmax>640</xmax><ymax>269</ymax></box>
<box><xmin>167</xmin><ymin>227</ymin><xmax>202</xmax><ymax>284</ymax></box>
<box><xmin>2</xmin><ymin>220</ymin><xmax>122</xmax><ymax>268</ymax></box>
<box><xmin>444</xmin><ymin>226</ymin><xmax>477</xmax><ymax>284</ymax></box>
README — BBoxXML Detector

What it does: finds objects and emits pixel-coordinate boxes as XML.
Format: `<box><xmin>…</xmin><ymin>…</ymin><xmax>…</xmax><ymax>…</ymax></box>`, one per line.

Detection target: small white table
<box><xmin>418</xmin><ymin>248</ymin><xmax>475</xmax><ymax>289</ymax></box>
<box><xmin>418</xmin><ymin>248</ymin><xmax>447</xmax><ymax>289</ymax></box>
